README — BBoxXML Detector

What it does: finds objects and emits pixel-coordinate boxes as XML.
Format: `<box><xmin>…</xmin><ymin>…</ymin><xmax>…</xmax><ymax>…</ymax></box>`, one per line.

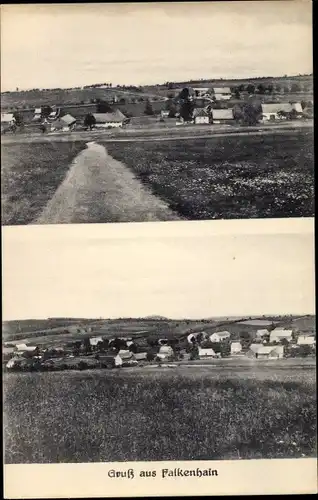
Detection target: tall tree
<box><xmin>84</xmin><ymin>113</ymin><xmax>96</xmax><ymax>130</ymax></box>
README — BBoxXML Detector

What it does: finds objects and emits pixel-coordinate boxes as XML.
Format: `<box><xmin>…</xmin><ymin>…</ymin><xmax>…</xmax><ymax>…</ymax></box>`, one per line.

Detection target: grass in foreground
<box><xmin>4</xmin><ymin>368</ymin><xmax>316</xmax><ymax>463</ymax></box>
<box><xmin>106</xmin><ymin>130</ymin><xmax>314</xmax><ymax>220</ymax></box>
<box><xmin>1</xmin><ymin>141</ymin><xmax>85</xmax><ymax>225</ymax></box>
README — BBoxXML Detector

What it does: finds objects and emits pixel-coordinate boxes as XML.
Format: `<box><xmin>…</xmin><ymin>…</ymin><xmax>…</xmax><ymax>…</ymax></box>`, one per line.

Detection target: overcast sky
<box><xmin>0</xmin><ymin>1</ymin><xmax>313</xmax><ymax>91</ymax></box>
<box><xmin>2</xmin><ymin>220</ymin><xmax>314</xmax><ymax>321</ymax></box>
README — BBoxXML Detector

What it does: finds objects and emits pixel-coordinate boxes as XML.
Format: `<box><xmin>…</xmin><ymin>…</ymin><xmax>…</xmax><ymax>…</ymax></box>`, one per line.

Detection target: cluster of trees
<box><xmin>233</xmin><ymin>81</ymin><xmax>311</xmax><ymax>96</ymax></box>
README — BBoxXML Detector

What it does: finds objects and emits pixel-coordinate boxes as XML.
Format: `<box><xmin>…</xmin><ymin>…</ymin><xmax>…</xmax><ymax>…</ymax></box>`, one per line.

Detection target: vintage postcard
<box><xmin>1</xmin><ymin>0</ymin><xmax>316</xmax><ymax>498</ymax></box>
<box><xmin>0</xmin><ymin>1</ymin><xmax>314</xmax><ymax>226</ymax></box>
<box><xmin>2</xmin><ymin>218</ymin><xmax>317</xmax><ymax>497</ymax></box>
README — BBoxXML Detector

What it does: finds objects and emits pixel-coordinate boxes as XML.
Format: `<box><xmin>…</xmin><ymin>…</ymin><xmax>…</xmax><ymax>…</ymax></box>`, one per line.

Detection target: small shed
<box><xmin>51</xmin><ymin>114</ymin><xmax>76</xmax><ymax>132</ymax></box>
<box><xmin>118</xmin><ymin>349</ymin><xmax>135</xmax><ymax>361</ymax></box>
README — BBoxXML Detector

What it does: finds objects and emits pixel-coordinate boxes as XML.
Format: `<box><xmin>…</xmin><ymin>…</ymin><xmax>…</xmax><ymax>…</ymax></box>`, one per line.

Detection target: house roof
<box><xmin>60</xmin><ymin>114</ymin><xmax>76</xmax><ymax>125</ymax></box>
<box><xmin>118</xmin><ymin>349</ymin><xmax>133</xmax><ymax>359</ymax></box>
<box><xmin>213</xmin><ymin>87</ymin><xmax>231</xmax><ymax>94</ymax></box>
<box><xmin>257</xmin><ymin>346</ymin><xmax>275</xmax><ymax>355</ymax></box>
<box><xmin>2</xmin><ymin>347</ymin><xmax>15</xmax><ymax>355</ymax></box>
<box><xmin>193</xmin><ymin>108</ymin><xmax>209</xmax><ymax>118</ymax></box>
<box><xmin>212</xmin><ymin>109</ymin><xmax>234</xmax><ymax>120</ymax></box>
<box><xmin>261</xmin><ymin>103</ymin><xmax>293</xmax><ymax>114</ymax></box>
<box><xmin>256</xmin><ymin>329</ymin><xmax>269</xmax><ymax>336</ymax></box>
<box><xmin>270</xmin><ymin>329</ymin><xmax>293</xmax><ymax>337</ymax></box>
<box><xmin>1</xmin><ymin>113</ymin><xmax>14</xmax><ymax>122</ymax></box>
<box><xmin>159</xmin><ymin>345</ymin><xmax>173</xmax><ymax>354</ymax></box>
<box><xmin>89</xmin><ymin>336</ymin><xmax>103</xmax><ymax>346</ymax></box>
<box><xmin>198</xmin><ymin>347</ymin><xmax>216</xmax><ymax>356</ymax></box>
<box><xmin>211</xmin><ymin>330</ymin><xmax>230</xmax><ymax>337</ymax></box>
<box><xmin>92</xmin><ymin>110</ymin><xmax>126</xmax><ymax>123</ymax></box>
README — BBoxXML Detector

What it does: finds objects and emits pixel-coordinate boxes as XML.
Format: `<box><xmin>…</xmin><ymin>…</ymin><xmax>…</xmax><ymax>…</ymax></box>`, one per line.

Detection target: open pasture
<box><xmin>4</xmin><ymin>361</ymin><xmax>316</xmax><ymax>464</ymax></box>
<box><xmin>105</xmin><ymin>129</ymin><xmax>314</xmax><ymax>220</ymax></box>
<box><xmin>1</xmin><ymin>140</ymin><xmax>85</xmax><ymax>225</ymax></box>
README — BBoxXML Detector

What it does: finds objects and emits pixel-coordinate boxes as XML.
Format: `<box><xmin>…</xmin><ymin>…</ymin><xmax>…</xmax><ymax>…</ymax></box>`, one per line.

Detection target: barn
<box><xmin>92</xmin><ymin>110</ymin><xmax>127</xmax><ymax>128</ymax></box>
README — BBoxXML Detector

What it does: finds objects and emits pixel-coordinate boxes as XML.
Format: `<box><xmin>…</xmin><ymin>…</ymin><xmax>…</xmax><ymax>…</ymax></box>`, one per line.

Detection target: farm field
<box><xmin>4</xmin><ymin>362</ymin><xmax>316</xmax><ymax>464</ymax></box>
<box><xmin>1</xmin><ymin>140</ymin><xmax>85</xmax><ymax>225</ymax></box>
<box><xmin>105</xmin><ymin>129</ymin><xmax>314</xmax><ymax>220</ymax></box>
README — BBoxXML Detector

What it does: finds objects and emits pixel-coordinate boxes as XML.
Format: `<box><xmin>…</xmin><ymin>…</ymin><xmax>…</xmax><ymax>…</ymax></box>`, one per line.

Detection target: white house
<box><xmin>118</xmin><ymin>349</ymin><xmax>135</xmax><ymax>361</ymax></box>
<box><xmin>89</xmin><ymin>336</ymin><xmax>103</xmax><ymax>347</ymax></box>
<box><xmin>211</xmin><ymin>108</ymin><xmax>234</xmax><ymax>123</ymax></box>
<box><xmin>134</xmin><ymin>352</ymin><xmax>148</xmax><ymax>361</ymax></box>
<box><xmin>260</xmin><ymin>103</ymin><xmax>303</xmax><ymax>121</ymax></box>
<box><xmin>92</xmin><ymin>110</ymin><xmax>126</xmax><ymax>128</ymax></box>
<box><xmin>212</xmin><ymin>87</ymin><xmax>232</xmax><ymax>100</ymax></box>
<box><xmin>32</xmin><ymin>108</ymin><xmax>42</xmax><ymax>122</ymax></box>
<box><xmin>269</xmin><ymin>329</ymin><xmax>293</xmax><ymax>343</ymax></box>
<box><xmin>248</xmin><ymin>345</ymin><xmax>275</xmax><ymax>359</ymax></box>
<box><xmin>193</xmin><ymin>108</ymin><xmax>210</xmax><ymax>125</ymax></box>
<box><xmin>159</xmin><ymin>345</ymin><xmax>174</xmax><ymax>357</ymax></box>
<box><xmin>1</xmin><ymin>113</ymin><xmax>16</xmax><ymax>132</ymax></box>
<box><xmin>230</xmin><ymin>342</ymin><xmax>242</xmax><ymax>354</ymax></box>
<box><xmin>160</xmin><ymin>110</ymin><xmax>170</xmax><ymax>118</ymax></box>
<box><xmin>256</xmin><ymin>329</ymin><xmax>269</xmax><ymax>338</ymax></box>
<box><xmin>297</xmin><ymin>335</ymin><xmax>315</xmax><ymax>346</ymax></box>
<box><xmin>198</xmin><ymin>347</ymin><xmax>216</xmax><ymax>358</ymax></box>
<box><xmin>193</xmin><ymin>87</ymin><xmax>211</xmax><ymax>98</ymax></box>
<box><xmin>209</xmin><ymin>331</ymin><xmax>231</xmax><ymax>343</ymax></box>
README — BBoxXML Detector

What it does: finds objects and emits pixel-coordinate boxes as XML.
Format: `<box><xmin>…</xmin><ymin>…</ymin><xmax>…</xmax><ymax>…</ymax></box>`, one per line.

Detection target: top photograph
<box><xmin>1</xmin><ymin>1</ymin><xmax>314</xmax><ymax>226</ymax></box>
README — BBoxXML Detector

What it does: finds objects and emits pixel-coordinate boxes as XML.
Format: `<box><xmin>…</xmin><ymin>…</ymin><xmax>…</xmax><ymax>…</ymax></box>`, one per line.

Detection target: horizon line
<box><xmin>1</xmin><ymin>72</ymin><xmax>313</xmax><ymax>94</ymax></box>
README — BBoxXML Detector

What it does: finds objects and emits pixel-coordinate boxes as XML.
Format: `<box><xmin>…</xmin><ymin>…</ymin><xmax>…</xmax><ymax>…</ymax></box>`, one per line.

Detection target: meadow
<box><xmin>4</xmin><ymin>365</ymin><xmax>316</xmax><ymax>464</ymax></box>
<box><xmin>106</xmin><ymin>129</ymin><xmax>314</xmax><ymax>220</ymax></box>
<box><xmin>1</xmin><ymin>140</ymin><xmax>85</xmax><ymax>225</ymax></box>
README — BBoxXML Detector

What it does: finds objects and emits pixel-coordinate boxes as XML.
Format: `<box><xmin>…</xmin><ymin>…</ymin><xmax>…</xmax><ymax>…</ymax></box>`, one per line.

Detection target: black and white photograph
<box><xmin>1</xmin><ymin>1</ymin><xmax>314</xmax><ymax>226</ymax></box>
<box><xmin>2</xmin><ymin>221</ymin><xmax>315</xmax><ymax>465</ymax></box>
<box><xmin>1</xmin><ymin>1</ymin><xmax>316</xmax><ymax>497</ymax></box>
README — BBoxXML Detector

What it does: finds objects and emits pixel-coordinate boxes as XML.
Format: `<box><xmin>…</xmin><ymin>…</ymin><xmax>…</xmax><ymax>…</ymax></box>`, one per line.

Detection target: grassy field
<box><xmin>105</xmin><ymin>129</ymin><xmax>314</xmax><ymax>220</ymax></box>
<box><xmin>1</xmin><ymin>140</ymin><xmax>85</xmax><ymax>225</ymax></box>
<box><xmin>4</xmin><ymin>363</ymin><xmax>316</xmax><ymax>464</ymax></box>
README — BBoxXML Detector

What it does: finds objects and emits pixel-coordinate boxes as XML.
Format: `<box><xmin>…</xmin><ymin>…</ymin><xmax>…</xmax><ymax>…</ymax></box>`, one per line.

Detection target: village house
<box><xmin>192</xmin><ymin>87</ymin><xmax>211</xmax><ymax>98</ymax></box>
<box><xmin>211</xmin><ymin>108</ymin><xmax>235</xmax><ymax>124</ymax></box>
<box><xmin>256</xmin><ymin>329</ymin><xmax>269</xmax><ymax>338</ymax></box>
<box><xmin>297</xmin><ymin>335</ymin><xmax>316</xmax><ymax>346</ymax></box>
<box><xmin>160</xmin><ymin>110</ymin><xmax>170</xmax><ymax>119</ymax></box>
<box><xmin>48</xmin><ymin>107</ymin><xmax>60</xmax><ymax>121</ymax></box>
<box><xmin>98</xmin><ymin>353</ymin><xmax>122</xmax><ymax>369</ymax></box>
<box><xmin>1</xmin><ymin>113</ymin><xmax>16</xmax><ymax>133</ymax></box>
<box><xmin>134</xmin><ymin>352</ymin><xmax>148</xmax><ymax>361</ymax></box>
<box><xmin>209</xmin><ymin>331</ymin><xmax>231</xmax><ymax>343</ymax></box>
<box><xmin>50</xmin><ymin>114</ymin><xmax>77</xmax><ymax>132</ymax></box>
<box><xmin>92</xmin><ymin>110</ymin><xmax>127</xmax><ymax>128</ymax></box>
<box><xmin>260</xmin><ymin>102</ymin><xmax>303</xmax><ymax>121</ymax></box>
<box><xmin>198</xmin><ymin>347</ymin><xmax>216</xmax><ymax>358</ymax></box>
<box><xmin>32</xmin><ymin>107</ymin><xmax>42</xmax><ymax>122</ymax></box>
<box><xmin>156</xmin><ymin>345</ymin><xmax>174</xmax><ymax>361</ymax></box>
<box><xmin>89</xmin><ymin>336</ymin><xmax>103</xmax><ymax>348</ymax></box>
<box><xmin>269</xmin><ymin>328</ymin><xmax>293</xmax><ymax>343</ymax></box>
<box><xmin>249</xmin><ymin>344</ymin><xmax>284</xmax><ymax>359</ymax></box>
<box><xmin>230</xmin><ymin>341</ymin><xmax>242</xmax><ymax>354</ymax></box>
<box><xmin>212</xmin><ymin>87</ymin><xmax>232</xmax><ymax>100</ymax></box>
<box><xmin>193</xmin><ymin>108</ymin><xmax>210</xmax><ymax>125</ymax></box>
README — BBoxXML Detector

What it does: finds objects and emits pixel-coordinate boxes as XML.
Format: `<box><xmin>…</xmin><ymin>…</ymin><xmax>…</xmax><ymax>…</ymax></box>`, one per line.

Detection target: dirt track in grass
<box><xmin>35</xmin><ymin>142</ymin><xmax>181</xmax><ymax>224</ymax></box>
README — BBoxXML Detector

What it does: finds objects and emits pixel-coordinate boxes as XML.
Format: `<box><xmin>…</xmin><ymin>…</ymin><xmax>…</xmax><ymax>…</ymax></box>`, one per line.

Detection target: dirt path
<box><xmin>34</xmin><ymin>142</ymin><xmax>181</xmax><ymax>224</ymax></box>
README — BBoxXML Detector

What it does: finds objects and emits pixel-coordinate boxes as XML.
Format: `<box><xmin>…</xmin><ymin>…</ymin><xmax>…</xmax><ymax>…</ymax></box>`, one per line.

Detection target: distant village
<box><xmin>1</xmin><ymin>81</ymin><xmax>314</xmax><ymax>135</ymax></box>
<box><xmin>3</xmin><ymin>319</ymin><xmax>316</xmax><ymax>372</ymax></box>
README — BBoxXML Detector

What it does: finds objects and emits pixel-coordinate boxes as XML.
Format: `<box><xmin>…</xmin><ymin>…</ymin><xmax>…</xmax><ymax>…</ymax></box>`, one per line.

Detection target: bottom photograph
<box><xmin>2</xmin><ymin>220</ymin><xmax>316</xmax><ymax>466</ymax></box>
